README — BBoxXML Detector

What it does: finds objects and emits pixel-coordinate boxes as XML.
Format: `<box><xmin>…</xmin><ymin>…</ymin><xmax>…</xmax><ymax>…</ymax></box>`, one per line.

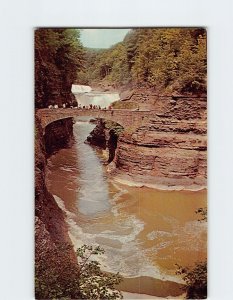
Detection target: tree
<box><xmin>176</xmin><ymin>262</ymin><xmax>207</xmax><ymax>299</ymax></box>
<box><xmin>35</xmin><ymin>243</ymin><xmax>123</xmax><ymax>299</ymax></box>
<box><xmin>35</xmin><ymin>28</ymin><xmax>85</xmax><ymax>108</ymax></box>
<box><xmin>77</xmin><ymin>245</ymin><xmax>123</xmax><ymax>299</ymax></box>
<box><xmin>84</xmin><ymin>28</ymin><xmax>207</xmax><ymax>94</ymax></box>
<box><xmin>130</xmin><ymin>28</ymin><xmax>207</xmax><ymax>93</ymax></box>
<box><xmin>35</xmin><ymin>242</ymin><xmax>82</xmax><ymax>299</ymax></box>
<box><xmin>176</xmin><ymin>207</ymin><xmax>207</xmax><ymax>299</ymax></box>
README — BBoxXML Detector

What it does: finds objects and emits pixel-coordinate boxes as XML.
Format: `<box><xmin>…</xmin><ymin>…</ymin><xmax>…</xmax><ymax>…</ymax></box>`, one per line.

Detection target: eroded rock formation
<box><xmin>86</xmin><ymin>119</ymin><xmax>107</xmax><ymax>149</ymax></box>
<box><xmin>35</xmin><ymin>116</ymin><xmax>77</xmax><ymax>298</ymax></box>
<box><xmin>114</xmin><ymin>90</ymin><xmax>207</xmax><ymax>189</ymax></box>
<box><xmin>44</xmin><ymin>118</ymin><xmax>74</xmax><ymax>156</ymax></box>
<box><xmin>86</xmin><ymin>119</ymin><xmax>121</xmax><ymax>164</ymax></box>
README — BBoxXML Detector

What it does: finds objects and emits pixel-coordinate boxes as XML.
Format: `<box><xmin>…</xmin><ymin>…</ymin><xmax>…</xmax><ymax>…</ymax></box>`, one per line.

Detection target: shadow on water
<box><xmin>46</xmin><ymin>121</ymin><xmax>207</xmax><ymax>298</ymax></box>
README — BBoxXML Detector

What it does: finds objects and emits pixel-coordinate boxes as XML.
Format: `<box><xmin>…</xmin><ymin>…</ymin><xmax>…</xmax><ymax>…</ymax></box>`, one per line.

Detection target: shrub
<box><xmin>35</xmin><ymin>243</ymin><xmax>123</xmax><ymax>299</ymax></box>
<box><xmin>176</xmin><ymin>262</ymin><xmax>207</xmax><ymax>299</ymax></box>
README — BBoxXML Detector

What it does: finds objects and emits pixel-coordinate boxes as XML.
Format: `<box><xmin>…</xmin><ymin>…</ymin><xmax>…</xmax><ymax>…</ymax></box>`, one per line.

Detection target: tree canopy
<box><xmin>35</xmin><ymin>28</ymin><xmax>207</xmax><ymax>109</ymax></box>
<box><xmin>35</xmin><ymin>243</ymin><xmax>123</xmax><ymax>299</ymax></box>
<box><xmin>35</xmin><ymin>29</ymin><xmax>85</xmax><ymax>108</ymax></box>
<box><xmin>84</xmin><ymin>28</ymin><xmax>207</xmax><ymax>94</ymax></box>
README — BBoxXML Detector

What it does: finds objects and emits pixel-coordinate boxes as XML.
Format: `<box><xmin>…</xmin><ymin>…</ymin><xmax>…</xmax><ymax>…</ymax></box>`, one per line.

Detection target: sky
<box><xmin>80</xmin><ymin>29</ymin><xmax>131</xmax><ymax>49</ymax></box>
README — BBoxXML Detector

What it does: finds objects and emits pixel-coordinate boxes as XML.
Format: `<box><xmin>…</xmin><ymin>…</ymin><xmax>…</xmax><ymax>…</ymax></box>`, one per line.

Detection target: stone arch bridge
<box><xmin>36</xmin><ymin>108</ymin><xmax>153</xmax><ymax>131</ymax></box>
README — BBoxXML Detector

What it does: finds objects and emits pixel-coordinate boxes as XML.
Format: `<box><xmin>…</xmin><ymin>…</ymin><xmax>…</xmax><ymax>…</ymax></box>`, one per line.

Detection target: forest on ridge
<box><xmin>81</xmin><ymin>28</ymin><xmax>207</xmax><ymax>94</ymax></box>
<box><xmin>35</xmin><ymin>28</ymin><xmax>207</xmax><ymax>108</ymax></box>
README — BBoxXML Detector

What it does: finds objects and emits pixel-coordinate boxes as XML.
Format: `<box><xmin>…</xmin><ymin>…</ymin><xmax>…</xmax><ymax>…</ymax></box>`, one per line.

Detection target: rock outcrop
<box><xmin>44</xmin><ymin>118</ymin><xmax>74</xmax><ymax>156</ymax></box>
<box><xmin>114</xmin><ymin>90</ymin><xmax>207</xmax><ymax>190</ymax></box>
<box><xmin>35</xmin><ymin>119</ymin><xmax>74</xmax><ymax>242</ymax></box>
<box><xmin>86</xmin><ymin>119</ymin><xmax>122</xmax><ymax>164</ymax></box>
<box><xmin>86</xmin><ymin>119</ymin><xmax>107</xmax><ymax>149</ymax></box>
<box><xmin>35</xmin><ymin>116</ymin><xmax>77</xmax><ymax>298</ymax></box>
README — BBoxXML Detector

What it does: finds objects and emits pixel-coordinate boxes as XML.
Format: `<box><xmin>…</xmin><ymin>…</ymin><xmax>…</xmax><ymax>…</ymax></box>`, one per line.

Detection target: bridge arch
<box><xmin>36</xmin><ymin>108</ymin><xmax>151</xmax><ymax>132</ymax></box>
<box><xmin>37</xmin><ymin>108</ymin><xmax>133</xmax><ymax>164</ymax></box>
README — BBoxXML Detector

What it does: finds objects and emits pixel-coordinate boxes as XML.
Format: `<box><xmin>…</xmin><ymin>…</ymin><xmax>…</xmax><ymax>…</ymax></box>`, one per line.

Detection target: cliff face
<box><xmin>44</xmin><ymin>118</ymin><xmax>74</xmax><ymax>156</ymax></box>
<box><xmin>35</xmin><ymin>50</ymin><xmax>76</xmax><ymax>108</ymax></box>
<box><xmin>35</xmin><ymin>117</ymin><xmax>74</xmax><ymax>243</ymax></box>
<box><xmin>35</xmin><ymin>116</ymin><xmax>77</xmax><ymax>298</ymax></box>
<box><xmin>114</xmin><ymin>90</ymin><xmax>207</xmax><ymax>189</ymax></box>
<box><xmin>86</xmin><ymin>119</ymin><xmax>120</xmax><ymax>164</ymax></box>
<box><xmin>35</xmin><ymin>28</ymin><xmax>80</xmax><ymax>109</ymax></box>
<box><xmin>84</xmin><ymin>90</ymin><xmax>207</xmax><ymax>189</ymax></box>
<box><xmin>86</xmin><ymin>119</ymin><xmax>107</xmax><ymax>149</ymax></box>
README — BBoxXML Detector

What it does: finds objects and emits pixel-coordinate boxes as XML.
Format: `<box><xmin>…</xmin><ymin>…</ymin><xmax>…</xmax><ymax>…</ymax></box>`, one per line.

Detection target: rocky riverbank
<box><xmin>35</xmin><ymin>117</ymin><xmax>72</xmax><ymax>246</ymax></box>
<box><xmin>87</xmin><ymin>88</ymin><xmax>207</xmax><ymax>190</ymax></box>
<box><xmin>35</xmin><ymin>116</ymin><xmax>78</xmax><ymax>298</ymax></box>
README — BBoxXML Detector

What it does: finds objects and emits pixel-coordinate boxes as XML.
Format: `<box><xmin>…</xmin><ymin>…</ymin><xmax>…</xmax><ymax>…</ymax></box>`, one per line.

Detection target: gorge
<box><xmin>37</xmin><ymin>88</ymin><xmax>207</xmax><ymax>191</ymax></box>
<box><xmin>35</xmin><ymin>28</ymin><xmax>207</xmax><ymax>300</ymax></box>
<box><xmin>35</xmin><ymin>88</ymin><xmax>207</xmax><ymax>298</ymax></box>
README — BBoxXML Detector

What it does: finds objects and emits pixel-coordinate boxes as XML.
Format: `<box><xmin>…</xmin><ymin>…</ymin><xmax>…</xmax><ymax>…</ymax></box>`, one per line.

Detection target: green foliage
<box><xmin>84</xmin><ymin>28</ymin><xmax>206</xmax><ymax>94</ymax></box>
<box><xmin>84</xmin><ymin>43</ymin><xmax>131</xmax><ymax>87</ymax></box>
<box><xmin>77</xmin><ymin>245</ymin><xmax>123</xmax><ymax>299</ymax></box>
<box><xmin>35</xmin><ymin>28</ymin><xmax>85</xmax><ymax>108</ymax></box>
<box><xmin>35</xmin><ymin>28</ymin><xmax>206</xmax><ymax>109</ymax></box>
<box><xmin>175</xmin><ymin>207</ymin><xmax>207</xmax><ymax>299</ymax></box>
<box><xmin>131</xmin><ymin>28</ymin><xmax>207</xmax><ymax>93</ymax></box>
<box><xmin>35</xmin><ymin>243</ymin><xmax>123</xmax><ymax>300</ymax></box>
<box><xmin>35</xmin><ymin>243</ymin><xmax>81</xmax><ymax>300</ymax></box>
<box><xmin>176</xmin><ymin>262</ymin><xmax>207</xmax><ymax>299</ymax></box>
<box><xmin>104</xmin><ymin>120</ymin><xmax>124</xmax><ymax>137</ymax></box>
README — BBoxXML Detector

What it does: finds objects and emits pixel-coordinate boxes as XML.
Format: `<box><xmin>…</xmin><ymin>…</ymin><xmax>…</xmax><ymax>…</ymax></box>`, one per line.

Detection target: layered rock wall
<box><xmin>44</xmin><ymin>118</ymin><xmax>74</xmax><ymax>156</ymax></box>
<box><xmin>114</xmin><ymin>91</ymin><xmax>207</xmax><ymax>189</ymax></box>
<box><xmin>35</xmin><ymin>116</ymin><xmax>76</xmax><ymax>285</ymax></box>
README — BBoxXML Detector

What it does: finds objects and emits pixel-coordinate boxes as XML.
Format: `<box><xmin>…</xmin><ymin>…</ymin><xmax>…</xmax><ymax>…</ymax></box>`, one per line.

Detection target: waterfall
<box><xmin>74</xmin><ymin>92</ymin><xmax>120</xmax><ymax>108</ymax></box>
<box><xmin>71</xmin><ymin>84</ymin><xmax>92</xmax><ymax>94</ymax></box>
<box><xmin>71</xmin><ymin>84</ymin><xmax>120</xmax><ymax>108</ymax></box>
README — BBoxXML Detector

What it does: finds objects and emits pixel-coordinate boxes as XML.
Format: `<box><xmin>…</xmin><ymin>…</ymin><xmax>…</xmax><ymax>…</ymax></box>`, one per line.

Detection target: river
<box><xmin>46</xmin><ymin>120</ymin><xmax>207</xmax><ymax>298</ymax></box>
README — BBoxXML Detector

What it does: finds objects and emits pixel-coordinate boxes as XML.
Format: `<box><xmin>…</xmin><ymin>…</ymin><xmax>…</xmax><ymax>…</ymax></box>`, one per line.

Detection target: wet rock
<box><xmin>35</xmin><ymin>116</ymin><xmax>76</xmax><ymax>286</ymax></box>
<box><xmin>86</xmin><ymin>119</ymin><xmax>107</xmax><ymax>149</ymax></box>
<box><xmin>106</xmin><ymin>161</ymin><xmax>116</xmax><ymax>173</ymax></box>
<box><xmin>44</xmin><ymin>118</ymin><xmax>74</xmax><ymax>156</ymax></box>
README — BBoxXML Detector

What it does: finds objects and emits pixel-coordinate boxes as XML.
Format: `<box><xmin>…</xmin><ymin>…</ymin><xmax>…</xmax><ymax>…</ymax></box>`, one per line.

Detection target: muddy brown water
<box><xmin>46</xmin><ymin>120</ymin><xmax>207</xmax><ymax>298</ymax></box>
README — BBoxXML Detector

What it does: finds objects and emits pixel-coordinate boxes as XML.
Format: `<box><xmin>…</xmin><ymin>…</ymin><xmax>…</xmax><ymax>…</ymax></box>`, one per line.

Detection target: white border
<box><xmin>1</xmin><ymin>0</ymin><xmax>233</xmax><ymax>299</ymax></box>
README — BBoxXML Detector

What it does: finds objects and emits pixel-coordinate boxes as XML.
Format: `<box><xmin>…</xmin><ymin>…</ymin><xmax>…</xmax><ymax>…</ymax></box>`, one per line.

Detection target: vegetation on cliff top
<box><xmin>35</xmin><ymin>28</ymin><xmax>206</xmax><ymax>108</ymax></box>
<box><xmin>35</xmin><ymin>29</ymin><xmax>85</xmax><ymax>108</ymax></box>
<box><xmin>84</xmin><ymin>28</ymin><xmax>207</xmax><ymax>94</ymax></box>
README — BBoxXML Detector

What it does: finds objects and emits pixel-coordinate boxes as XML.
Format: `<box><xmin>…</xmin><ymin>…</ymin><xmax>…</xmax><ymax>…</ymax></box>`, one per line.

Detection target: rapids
<box><xmin>46</xmin><ymin>120</ymin><xmax>207</xmax><ymax>298</ymax></box>
<box><xmin>72</xmin><ymin>85</ymin><xmax>120</xmax><ymax>108</ymax></box>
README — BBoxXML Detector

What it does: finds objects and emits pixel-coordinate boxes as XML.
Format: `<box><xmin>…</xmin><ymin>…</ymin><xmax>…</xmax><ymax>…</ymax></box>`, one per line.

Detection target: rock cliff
<box><xmin>86</xmin><ymin>119</ymin><xmax>107</xmax><ymax>149</ymax></box>
<box><xmin>88</xmin><ymin>89</ymin><xmax>207</xmax><ymax>190</ymax></box>
<box><xmin>86</xmin><ymin>119</ymin><xmax>122</xmax><ymax>164</ymax></box>
<box><xmin>44</xmin><ymin>118</ymin><xmax>74</xmax><ymax>156</ymax></box>
<box><xmin>35</xmin><ymin>116</ymin><xmax>77</xmax><ymax>298</ymax></box>
<box><xmin>114</xmin><ymin>90</ymin><xmax>207</xmax><ymax>189</ymax></box>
